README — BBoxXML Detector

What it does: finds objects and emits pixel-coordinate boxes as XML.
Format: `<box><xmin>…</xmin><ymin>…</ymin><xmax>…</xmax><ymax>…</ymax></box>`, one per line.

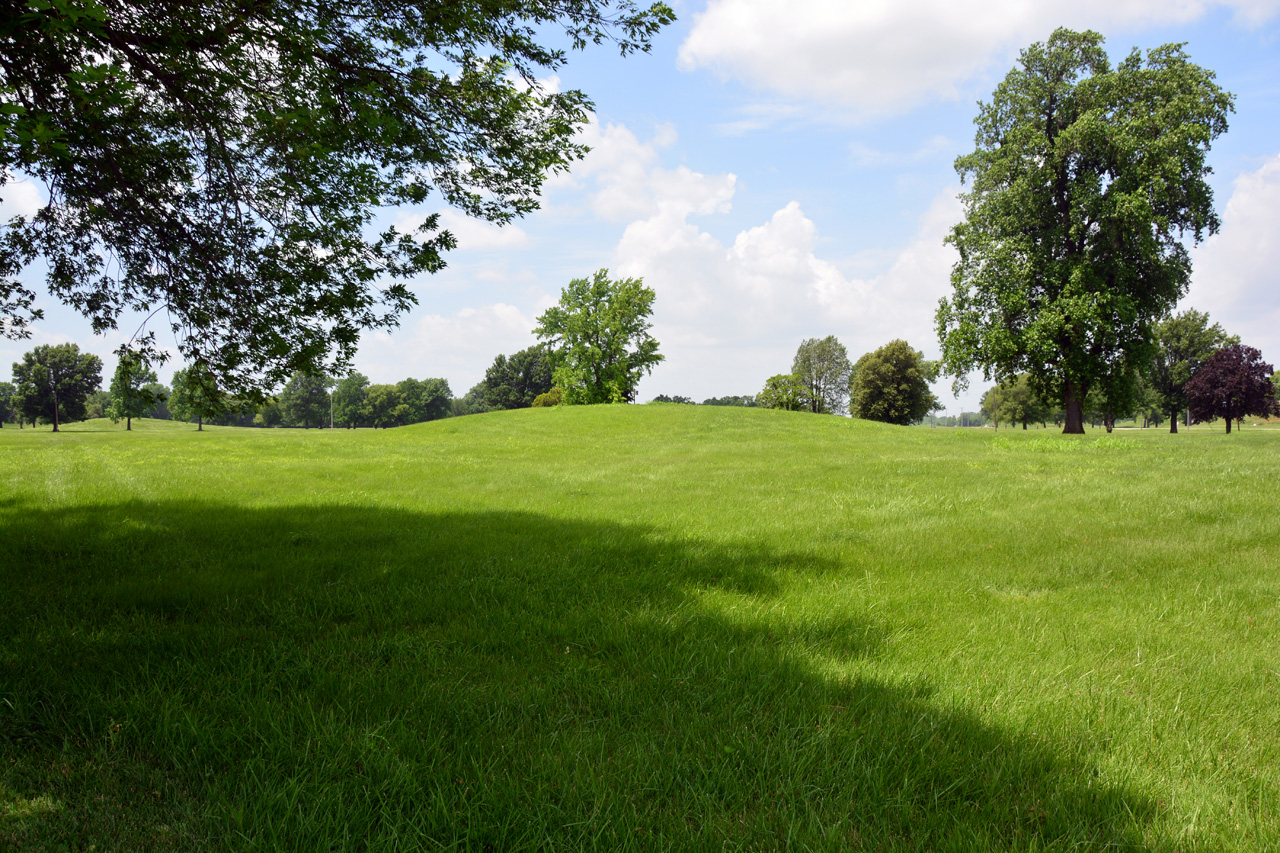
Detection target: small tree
<box><xmin>1184</xmin><ymin>345</ymin><xmax>1279</xmax><ymax>433</ymax></box>
<box><xmin>11</xmin><ymin>343</ymin><xmax>103</xmax><ymax>431</ymax></box>
<box><xmin>792</xmin><ymin>336</ymin><xmax>851</xmax><ymax>414</ymax></box>
<box><xmin>850</xmin><ymin>340</ymin><xmax>940</xmax><ymax>426</ymax></box>
<box><xmin>1150</xmin><ymin>310</ymin><xmax>1237</xmax><ymax>433</ymax></box>
<box><xmin>169</xmin><ymin>365</ymin><xmax>224</xmax><ymax>431</ymax></box>
<box><xmin>982</xmin><ymin>374</ymin><xmax>1050</xmax><ymax>430</ymax></box>
<box><xmin>535</xmin><ymin>269</ymin><xmax>663</xmax><ymax>404</ymax></box>
<box><xmin>398</xmin><ymin>377</ymin><xmax>452</xmax><ymax>423</ymax></box>
<box><xmin>757</xmin><ymin>374</ymin><xmax>806</xmax><ymax>411</ymax></box>
<box><xmin>107</xmin><ymin>349</ymin><xmax>161</xmax><ymax>430</ymax></box>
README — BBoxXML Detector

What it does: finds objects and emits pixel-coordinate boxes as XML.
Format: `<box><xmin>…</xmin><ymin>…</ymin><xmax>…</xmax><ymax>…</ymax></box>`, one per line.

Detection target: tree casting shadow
<box><xmin>1</xmin><ymin>500</ymin><xmax>1163</xmax><ymax>851</ymax></box>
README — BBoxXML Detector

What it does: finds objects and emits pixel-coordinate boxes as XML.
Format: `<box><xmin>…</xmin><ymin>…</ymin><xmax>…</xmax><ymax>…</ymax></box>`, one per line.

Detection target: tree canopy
<box><xmin>849</xmin><ymin>340</ymin><xmax>940</xmax><ymax>426</ymax></box>
<box><xmin>534</xmin><ymin>269</ymin><xmax>662</xmax><ymax>404</ymax></box>
<box><xmin>107</xmin><ymin>349</ymin><xmax>160</xmax><ymax>430</ymax></box>
<box><xmin>936</xmin><ymin>28</ymin><xmax>1233</xmax><ymax>433</ymax></box>
<box><xmin>792</xmin><ymin>336</ymin><xmax>851</xmax><ymax>414</ymax></box>
<box><xmin>981</xmin><ymin>373</ymin><xmax>1050</xmax><ymax>430</ymax></box>
<box><xmin>11</xmin><ymin>342</ymin><xmax>101</xmax><ymax>429</ymax></box>
<box><xmin>1</xmin><ymin>0</ymin><xmax>674</xmax><ymax>399</ymax></box>
<box><xmin>1184</xmin><ymin>344</ymin><xmax>1278</xmax><ymax>433</ymax></box>
<box><xmin>483</xmin><ymin>346</ymin><xmax>554</xmax><ymax>410</ymax></box>
<box><xmin>756</xmin><ymin>373</ymin><xmax>805</xmax><ymax>412</ymax></box>
<box><xmin>1150</xmin><ymin>309</ymin><xmax>1237</xmax><ymax>432</ymax></box>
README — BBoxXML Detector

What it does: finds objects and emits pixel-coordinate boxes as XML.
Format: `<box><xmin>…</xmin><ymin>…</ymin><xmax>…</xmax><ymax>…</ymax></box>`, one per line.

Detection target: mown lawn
<box><xmin>1</xmin><ymin>407</ymin><xmax>1277</xmax><ymax>851</ymax></box>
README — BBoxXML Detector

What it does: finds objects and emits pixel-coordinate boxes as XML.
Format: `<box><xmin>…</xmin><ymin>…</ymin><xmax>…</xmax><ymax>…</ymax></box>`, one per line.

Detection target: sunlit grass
<box><xmin>2</xmin><ymin>408</ymin><xmax>1278</xmax><ymax>850</ymax></box>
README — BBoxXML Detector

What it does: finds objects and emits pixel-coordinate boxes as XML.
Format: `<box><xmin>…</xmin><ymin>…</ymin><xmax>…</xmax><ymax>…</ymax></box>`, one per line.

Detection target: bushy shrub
<box><xmin>532</xmin><ymin>387</ymin><xmax>563</xmax><ymax>408</ymax></box>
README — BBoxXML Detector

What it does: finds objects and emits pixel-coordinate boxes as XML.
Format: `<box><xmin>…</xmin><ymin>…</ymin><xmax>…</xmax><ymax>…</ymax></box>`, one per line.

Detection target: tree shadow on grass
<box><xmin>2</xmin><ymin>500</ymin><xmax>1163</xmax><ymax>851</ymax></box>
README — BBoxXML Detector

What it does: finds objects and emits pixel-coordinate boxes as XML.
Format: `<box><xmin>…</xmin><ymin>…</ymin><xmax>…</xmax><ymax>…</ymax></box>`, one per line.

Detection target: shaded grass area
<box><xmin>2</xmin><ymin>408</ymin><xmax>1278</xmax><ymax>850</ymax></box>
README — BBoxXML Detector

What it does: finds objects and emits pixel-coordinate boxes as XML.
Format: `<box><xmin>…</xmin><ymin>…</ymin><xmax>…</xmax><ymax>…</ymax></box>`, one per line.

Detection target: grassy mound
<box><xmin>2</xmin><ymin>406</ymin><xmax>1278</xmax><ymax>850</ymax></box>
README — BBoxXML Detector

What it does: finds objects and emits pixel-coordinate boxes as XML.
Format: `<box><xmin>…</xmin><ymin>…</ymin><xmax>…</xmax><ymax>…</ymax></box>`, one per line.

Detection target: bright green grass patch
<box><xmin>2</xmin><ymin>408</ymin><xmax>1278</xmax><ymax>851</ymax></box>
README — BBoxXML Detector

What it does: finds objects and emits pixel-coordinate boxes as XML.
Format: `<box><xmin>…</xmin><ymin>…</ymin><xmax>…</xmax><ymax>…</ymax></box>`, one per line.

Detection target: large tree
<box><xmin>398</xmin><ymin>377</ymin><xmax>452</xmax><ymax>423</ymax></box>
<box><xmin>1150</xmin><ymin>309</ymin><xmax>1237</xmax><ymax>433</ymax></box>
<box><xmin>280</xmin><ymin>372</ymin><xmax>332</xmax><ymax>428</ymax></box>
<box><xmin>11</xmin><ymin>342</ymin><xmax>102</xmax><ymax>430</ymax></box>
<box><xmin>0</xmin><ymin>379</ymin><xmax>14</xmax><ymax>426</ymax></box>
<box><xmin>936</xmin><ymin>28</ymin><xmax>1233</xmax><ymax>434</ymax></box>
<box><xmin>849</xmin><ymin>340</ymin><xmax>940</xmax><ymax>426</ymax></box>
<box><xmin>483</xmin><ymin>345</ymin><xmax>554</xmax><ymax>410</ymax></box>
<box><xmin>106</xmin><ymin>349</ymin><xmax>160</xmax><ymax>430</ymax></box>
<box><xmin>1183</xmin><ymin>344</ymin><xmax>1278</xmax><ymax>433</ymax></box>
<box><xmin>534</xmin><ymin>269</ymin><xmax>662</xmax><ymax>404</ymax></box>
<box><xmin>792</xmin><ymin>336</ymin><xmax>851</xmax><ymax>415</ymax></box>
<box><xmin>1</xmin><ymin>0</ymin><xmax>674</xmax><ymax>399</ymax></box>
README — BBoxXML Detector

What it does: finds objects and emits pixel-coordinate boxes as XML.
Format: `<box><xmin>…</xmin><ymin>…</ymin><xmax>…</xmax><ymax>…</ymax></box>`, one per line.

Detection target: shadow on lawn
<box><xmin>2</xmin><ymin>500</ymin><xmax>1163</xmax><ymax>851</ymax></box>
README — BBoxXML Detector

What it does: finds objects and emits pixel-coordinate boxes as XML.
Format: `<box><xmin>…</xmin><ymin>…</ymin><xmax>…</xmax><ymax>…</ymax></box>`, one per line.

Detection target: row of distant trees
<box><xmin>755</xmin><ymin>336</ymin><xmax>941</xmax><ymax>425</ymax></box>
<box><xmin>979</xmin><ymin>310</ymin><xmax>1279</xmax><ymax>433</ymax></box>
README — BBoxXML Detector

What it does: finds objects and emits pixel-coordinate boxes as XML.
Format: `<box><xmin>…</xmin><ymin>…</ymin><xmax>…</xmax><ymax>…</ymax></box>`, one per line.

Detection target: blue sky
<box><xmin>5</xmin><ymin>0</ymin><xmax>1280</xmax><ymax>414</ymax></box>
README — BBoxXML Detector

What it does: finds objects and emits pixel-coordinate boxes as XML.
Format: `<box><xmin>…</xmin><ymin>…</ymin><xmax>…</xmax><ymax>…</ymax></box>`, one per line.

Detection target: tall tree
<box><xmin>850</xmin><ymin>340</ymin><xmax>940</xmax><ymax>426</ymax></box>
<box><xmin>365</xmin><ymin>384</ymin><xmax>406</xmax><ymax>428</ymax></box>
<box><xmin>280</xmin><ymin>372</ymin><xmax>332</xmax><ymax>428</ymax></box>
<box><xmin>397</xmin><ymin>377</ymin><xmax>452</xmax><ymax>423</ymax></box>
<box><xmin>1</xmin><ymin>0</ymin><xmax>674</xmax><ymax>397</ymax></box>
<box><xmin>11</xmin><ymin>342</ymin><xmax>102</xmax><ymax>430</ymax></box>
<box><xmin>0</xmin><ymin>380</ymin><xmax>14</xmax><ymax>426</ymax></box>
<box><xmin>535</xmin><ymin>269</ymin><xmax>663</xmax><ymax>404</ymax></box>
<box><xmin>936</xmin><ymin>28</ymin><xmax>1233</xmax><ymax>433</ymax></box>
<box><xmin>483</xmin><ymin>346</ymin><xmax>554</xmax><ymax>410</ymax></box>
<box><xmin>1150</xmin><ymin>309</ymin><xmax>1237</xmax><ymax>433</ymax></box>
<box><xmin>1183</xmin><ymin>344</ymin><xmax>1278</xmax><ymax>433</ymax></box>
<box><xmin>169</xmin><ymin>365</ymin><xmax>224</xmax><ymax>431</ymax></box>
<box><xmin>792</xmin><ymin>336</ymin><xmax>852</xmax><ymax>414</ymax></box>
<box><xmin>106</xmin><ymin>349</ymin><xmax>160</xmax><ymax>430</ymax></box>
<box><xmin>332</xmin><ymin>373</ymin><xmax>370</xmax><ymax>428</ymax></box>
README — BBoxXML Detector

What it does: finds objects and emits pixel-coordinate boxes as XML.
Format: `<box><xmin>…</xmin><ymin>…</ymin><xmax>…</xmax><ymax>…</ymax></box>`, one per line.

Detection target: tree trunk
<box><xmin>51</xmin><ymin>384</ymin><xmax>59</xmax><ymax>432</ymax></box>
<box><xmin>1225</xmin><ymin>417</ymin><xmax>1231</xmax><ymax>434</ymax></box>
<box><xmin>1170</xmin><ymin>412</ymin><xmax>1178</xmax><ymax>434</ymax></box>
<box><xmin>127</xmin><ymin>415</ymin><xmax>132</xmax><ymax>431</ymax></box>
<box><xmin>198</xmin><ymin>414</ymin><xmax>203</xmax><ymax>431</ymax></box>
<box><xmin>1022</xmin><ymin>422</ymin><xmax>1027</xmax><ymax>430</ymax></box>
<box><xmin>1062</xmin><ymin>381</ymin><xmax>1085</xmax><ymax>434</ymax></box>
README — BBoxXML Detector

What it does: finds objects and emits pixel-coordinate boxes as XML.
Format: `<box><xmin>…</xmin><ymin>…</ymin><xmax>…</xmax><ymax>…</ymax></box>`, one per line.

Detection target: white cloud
<box><xmin>355</xmin><ymin>302</ymin><xmax>544</xmax><ymax>391</ymax></box>
<box><xmin>607</xmin><ymin>156</ymin><xmax>964</xmax><ymax>400</ymax></box>
<box><xmin>678</xmin><ymin>0</ymin><xmax>1280</xmax><ymax>117</ymax></box>
<box><xmin>1186</xmin><ymin>153</ymin><xmax>1280</xmax><ymax>362</ymax></box>
<box><xmin>396</xmin><ymin>210</ymin><xmax>531</xmax><ymax>252</ymax></box>
<box><xmin>0</xmin><ymin>174</ymin><xmax>45</xmax><ymax>220</ymax></box>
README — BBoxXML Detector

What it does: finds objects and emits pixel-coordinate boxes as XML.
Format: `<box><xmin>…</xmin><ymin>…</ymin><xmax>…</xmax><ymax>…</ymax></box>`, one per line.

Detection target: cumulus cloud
<box><xmin>1186</xmin><ymin>153</ymin><xmax>1280</xmax><ymax>362</ymax></box>
<box><xmin>678</xmin><ymin>0</ymin><xmax>1280</xmax><ymax>117</ymax></box>
<box><xmin>609</xmin><ymin>159</ymin><xmax>963</xmax><ymax>400</ymax></box>
<box><xmin>0</xmin><ymin>173</ymin><xmax>45</xmax><ymax>220</ymax></box>
<box><xmin>396</xmin><ymin>210</ymin><xmax>531</xmax><ymax>252</ymax></box>
<box><xmin>355</xmin><ymin>302</ymin><xmax>543</xmax><ymax>391</ymax></box>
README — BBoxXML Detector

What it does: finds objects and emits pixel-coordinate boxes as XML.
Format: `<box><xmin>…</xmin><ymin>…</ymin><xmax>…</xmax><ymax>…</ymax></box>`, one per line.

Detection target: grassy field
<box><xmin>1</xmin><ymin>407</ymin><xmax>1277</xmax><ymax>851</ymax></box>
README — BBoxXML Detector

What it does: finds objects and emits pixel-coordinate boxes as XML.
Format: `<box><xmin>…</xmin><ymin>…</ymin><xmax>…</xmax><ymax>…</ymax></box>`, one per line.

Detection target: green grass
<box><xmin>1</xmin><ymin>408</ymin><xmax>1278</xmax><ymax>851</ymax></box>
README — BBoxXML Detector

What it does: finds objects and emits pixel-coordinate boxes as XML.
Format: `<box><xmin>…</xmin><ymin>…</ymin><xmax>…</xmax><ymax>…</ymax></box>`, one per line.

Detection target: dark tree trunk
<box><xmin>1225</xmin><ymin>418</ymin><xmax>1231</xmax><ymax>434</ymax></box>
<box><xmin>1063</xmin><ymin>381</ymin><xmax>1085</xmax><ymax>434</ymax></box>
<box><xmin>1022</xmin><ymin>422</ymin><xmax>1027</xmax><ymax>430</ymax></box>
<box><xmin>51</xmin><ymin>384</ymin><xmax>59</xmax><ymax>432</ymax></box>
<box><xmin>1170</xmin><ymin>412</ymin><xmax>1178</xmax><ymax>434</ymax></box>
<box><xmin>127</xmin><ymin>416</ymin><xmax>132</xmax><ymax>431</ymax></box>
<box><xmin>198</xmin><ymin>414</ymin><xmax>203</xmax><ymax>431</ymax></box>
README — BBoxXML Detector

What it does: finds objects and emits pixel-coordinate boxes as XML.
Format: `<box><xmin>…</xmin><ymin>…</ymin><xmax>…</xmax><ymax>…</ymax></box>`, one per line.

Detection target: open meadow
<box><xmin>1</xmin><ymin>406</ymin><xmax>1278</xmax><ymax>851</ymax></box>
